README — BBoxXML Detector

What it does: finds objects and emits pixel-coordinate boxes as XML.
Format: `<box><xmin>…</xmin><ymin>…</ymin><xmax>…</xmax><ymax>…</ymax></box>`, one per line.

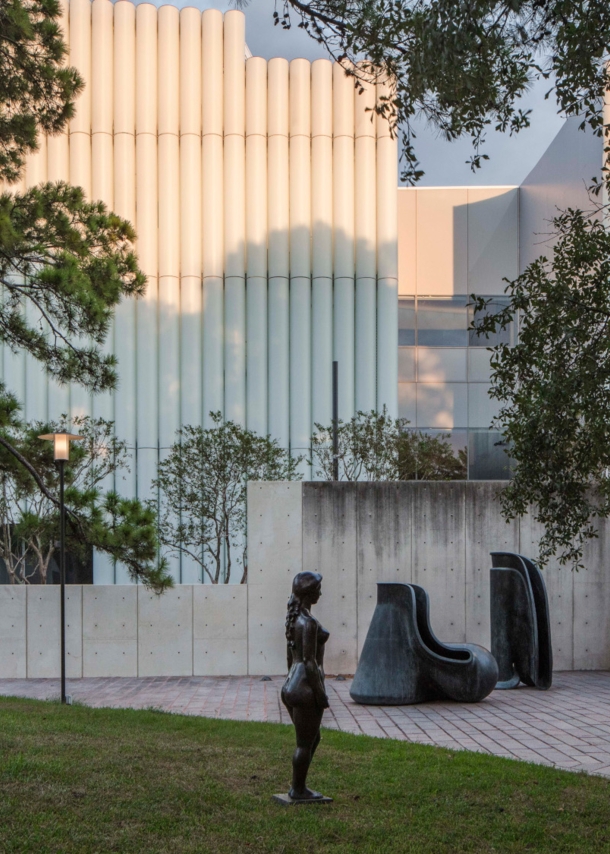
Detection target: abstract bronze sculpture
<box><xmin>275</xmin><ymin>571</ymin><xmax>332</xmax><ymax>805</ymax></box>
<box><xmin>351</xmin><ymin>582</ymin><xmax>498</xmax><ymax>705</ymax></box>
<box><xmin>490</xmin><ymin>552</ymin><xmax>552</xmax><ymax>690</ymax></box>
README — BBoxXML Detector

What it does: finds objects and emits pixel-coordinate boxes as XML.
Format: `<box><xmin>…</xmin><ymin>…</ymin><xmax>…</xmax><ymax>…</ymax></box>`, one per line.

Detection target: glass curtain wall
<box><xmin>398</xmin><ymin>296</ymin><xmax>514</xmax><ymax>479</ymax></box>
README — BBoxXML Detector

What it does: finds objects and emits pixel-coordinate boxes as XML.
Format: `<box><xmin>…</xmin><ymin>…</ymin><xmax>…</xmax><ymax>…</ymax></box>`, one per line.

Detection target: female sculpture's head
<box><xmin>292</xmin><ymin>571</ymin><xmax>322</xmax><ymax>605</ymax></box>
<box><xmin>285</xmin><ymin>572</ymin><xmax>323</xmax><ymax>643</ymax></box>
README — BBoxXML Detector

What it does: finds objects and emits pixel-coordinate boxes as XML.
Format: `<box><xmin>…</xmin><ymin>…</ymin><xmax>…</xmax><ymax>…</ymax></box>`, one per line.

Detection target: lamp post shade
<box><xmin>38</xmin><ymin>433</ymin><xmax>84</xmax><ymax>461</ymax></box>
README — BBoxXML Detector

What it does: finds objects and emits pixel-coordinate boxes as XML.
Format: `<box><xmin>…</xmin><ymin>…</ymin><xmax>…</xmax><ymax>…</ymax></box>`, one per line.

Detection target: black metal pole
<box><xmin>332</xmin><ymin>361</ymin><xmax>339</xmax><ymax>481</ymax></box>
<box><xmin>59</xmin><ymin>459</ymin><xmax>66</xmax><ymax>705</ymax></box>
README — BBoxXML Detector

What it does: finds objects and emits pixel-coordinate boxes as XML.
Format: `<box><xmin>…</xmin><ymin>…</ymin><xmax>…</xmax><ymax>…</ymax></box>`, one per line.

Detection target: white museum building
<box><xmin>1</xmin><ymin>0</ymin><xmax>600</xmax><ymax>585</ymax></box>
<box><xmin>0</xmin><ymin>0</ymin><xmax>607</xmax><ymax>680</ymax></box>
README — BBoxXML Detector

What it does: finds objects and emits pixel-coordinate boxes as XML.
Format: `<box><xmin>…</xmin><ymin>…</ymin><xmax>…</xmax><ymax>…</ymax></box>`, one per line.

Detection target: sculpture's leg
<box><xmin>289</xmin><ymin>706</ymin><xmax>324</xmax><ymax>800</ymax></box>
<box><xmin>311</xmin><ymin>728</ymin><xmax>321</xmax><ymax>759</ymax></box>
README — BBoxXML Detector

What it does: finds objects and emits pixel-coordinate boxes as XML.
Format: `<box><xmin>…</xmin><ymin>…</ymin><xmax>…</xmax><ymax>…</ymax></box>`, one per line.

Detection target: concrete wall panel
<box><xmin>138</xmin><ymin>586</ymin><xmax>193</xmax><ymax>676</ymax></box>
<box><xmin>247</xmin><ymin>481</ymin><xmax>302</xmax><ymax>675</ymax></box>
<box><xmin>26</xmin><ymin>586</ymin><xmax>82</xmax><ymax>678</ymax></box>
<box><xmin>0</xmin><ymin>586</ymin><xmax>26</xmax><ymax>677</ymax></box>
<box><xmin>465</xmin><ymin>482</ymin><xmax>518</xmax><ymax>648</ymax></box>
<box><xmin>83</xmin><ymin>586</ymin><xmax>137</xmax><ymax>676</ymax></box>
<box><xmin>193</xmin><ymin>585</ymin><xmax>248</xmax><ymax>675</ymax></box>
<box><xmin>194</xmin><ymin>584</ymin><xmax>247</xmax><ymax>640</ymax></box>
<box><xmin>413</xmin><ymin>482</ymin><xmax>467</xmax><ymax>643</ymax></box>
<box><xmin>303</xmin><ymin>483</ymin><xmax>358</xmax><ymax>674</ymax></box>
<box><xmin>84</xmin><ymin>640</ymin><xmax>138</xmax><ymax>677</ymax></box>
<box><xmin>356</xmin><ymin>483</ymin><xmax>412</xmax><ymax>655</ymax></box>
<box><xmin>194</xmin><ymin>640</ymin><xmax>248</xmax><ymax>676</ymax></box>
<box><xmin>520</xmin><ymin>511</ymin><xmax>574</xmax><ymax>670</ymax></box>
<box><xmin>574</xmin><ymin>520</ymin><xmax>610</xmax><ymax>669</ymax></box>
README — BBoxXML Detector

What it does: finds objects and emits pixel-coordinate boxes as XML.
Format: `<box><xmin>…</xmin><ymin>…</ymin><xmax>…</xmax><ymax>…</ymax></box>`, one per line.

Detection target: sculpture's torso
<box><xmin>282</xmin><ymin>613</ymin><xmax>328</xmax><ymax>708</ymax></box>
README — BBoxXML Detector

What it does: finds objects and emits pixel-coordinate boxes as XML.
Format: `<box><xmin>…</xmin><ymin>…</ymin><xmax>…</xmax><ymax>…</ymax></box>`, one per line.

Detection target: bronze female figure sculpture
<box><xmin>279</xmin><ymin>571</ymin><xmax>331</xmax><ymax>803</ymax></box>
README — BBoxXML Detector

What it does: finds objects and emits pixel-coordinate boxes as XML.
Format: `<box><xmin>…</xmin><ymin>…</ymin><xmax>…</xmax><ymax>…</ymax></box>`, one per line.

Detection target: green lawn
<box><xmin>0</xmin><ymin>697</ymin><xmax>609</xmax><ymax>853</ymax></box>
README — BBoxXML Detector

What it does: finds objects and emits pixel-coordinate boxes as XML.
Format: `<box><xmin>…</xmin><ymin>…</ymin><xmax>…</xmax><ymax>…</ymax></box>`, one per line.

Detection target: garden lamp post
<box><xmin>332</xmin><ymin>361</ymin><xmax>339</xmax><ymax>481</ymax></box>
<box><xmin>38</xmin><ymin>432</ymin><xmax>83</xmax><ymax>704</ymax></box>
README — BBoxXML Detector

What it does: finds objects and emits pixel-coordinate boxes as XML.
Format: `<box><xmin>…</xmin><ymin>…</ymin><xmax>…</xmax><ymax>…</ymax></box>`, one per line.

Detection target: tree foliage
<box><xmin>0</xmin><ymin>184</ymin><xmax>146</xmax><ymax>391</ymax></box>
<box><xmin>0</xmin><ymin>0</ymin><xmax>82</xmax><ymax>183</ymax></box>
<box><xmin>0</xmin><ymin>0</ymin><xmax>146</xmax><ymax>394</ymax></box>
<box><xmin>311</xmin><ymin>409</ymin><xmax>466</xmax><ymax>481</ymax></box>
<box><xmin>274</xmin><ymin>0</ymin><xmax>610</xmax><ymax>181</ymax></box>
<box><xmin>155</xmin><ymin>413</ymin><xmax>302</xmax><ymax>584</ymax></box>
<box><xmin>472</xmin><ymin>207</ymin><xmax>610</xmax><ymax>568</ymax></box>
<box><xmin>0</xmin><ymin>387</ymin><xmax>171</xmax><ymax>589</ymax></box>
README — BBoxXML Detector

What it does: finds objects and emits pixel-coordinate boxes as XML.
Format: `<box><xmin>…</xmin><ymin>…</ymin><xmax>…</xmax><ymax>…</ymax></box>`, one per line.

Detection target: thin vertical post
<box><xmin>59</xmin><ymin>459</ymin><xmax>66</xmax><ymax>705</ymax></box>
<box><xmin>332</xmin><ymin>361</ymin><xmax>339</xmax><ymax>481</ymax></box>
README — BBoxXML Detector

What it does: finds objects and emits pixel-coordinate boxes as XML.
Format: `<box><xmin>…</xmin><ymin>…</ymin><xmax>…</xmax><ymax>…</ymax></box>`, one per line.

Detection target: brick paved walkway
<box><xmin>2</xmin><ymin>672</ymin><xmax>610</xmax><ymax>777</ymax></box>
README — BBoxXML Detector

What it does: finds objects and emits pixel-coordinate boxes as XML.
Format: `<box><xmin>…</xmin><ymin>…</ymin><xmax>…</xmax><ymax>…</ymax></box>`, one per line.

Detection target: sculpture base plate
<box><xmin>272</xmin><ymin>793</ymin><xmax>333</xmax><ymax>807</ymax></box>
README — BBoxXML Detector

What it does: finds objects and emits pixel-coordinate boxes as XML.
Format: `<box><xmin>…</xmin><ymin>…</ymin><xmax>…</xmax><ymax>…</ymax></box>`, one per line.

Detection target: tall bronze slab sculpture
<box><xmin>351</xmin><ymin>583</ymin><xmax>498</xmax><ymax>705</ymax></box>
<box><xmin>490</xmin><ymin>552</ymin><xmax>552</xmax><ymax>690</ymax></box>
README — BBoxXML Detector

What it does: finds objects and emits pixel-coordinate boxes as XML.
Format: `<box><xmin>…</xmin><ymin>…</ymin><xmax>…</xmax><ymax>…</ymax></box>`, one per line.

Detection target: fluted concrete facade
<box><xmin>3</xmin><ymin>2</ymin><xmax>399</xmax><ymax>582</ymax></box>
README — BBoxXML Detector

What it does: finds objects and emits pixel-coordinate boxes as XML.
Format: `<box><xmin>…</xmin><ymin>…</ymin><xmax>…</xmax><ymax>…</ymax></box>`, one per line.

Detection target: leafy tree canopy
<box><xmin>0</xmin><ymin>0</ymin><xmax>145</xmax><ymax>392</ymax></box>
<box><xmin>155</xmin><ymin>413</ymin><xmax>302</xmax><ymax>584</ymax></box>
<box><xmin>276</xmin><ymin>0</ymin><xmax>610</xmax><ymax>181</ymax></box>
<box><xmin>311</xmin><ymin>409</ymin><xmax>467</xmax><ymax>481</ymax></box>
<box><xmin>0</xmin><ymin>0</ymin><xmax>82</xmax><ymax>183</ymax></box>
<box><xmin>473</xmin><ymin>208</ymin><xmax>610</xmax><ymax>568</ymax></box>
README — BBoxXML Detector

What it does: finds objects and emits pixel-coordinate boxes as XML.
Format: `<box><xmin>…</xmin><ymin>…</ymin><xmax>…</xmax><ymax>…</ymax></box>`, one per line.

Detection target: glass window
<box><xmin>468</xmin><ymin>430</ymin><xmax>512</xmax><ymax>480</ymax></box>
<box><xmin>418</xmin><ymin>429</ymin><xmax>467</xmax><ymax>480</ymax></box>
<box><xmin>398</xmin><ymin>347</ymin><xmax>415</xmax><ymax>382</ymax></box>
<box><xmin>417</xmin><ymin>297</ymin><xmax>468</xmax><ymax>346</ymax></box>
<box><xmin>397</xmin><ymin>429</ymin><xmax>467</xmax><ymax>480</ymax></box>
<box><xmin>398</xmin><ymin>383</ymin><xmax>416</xmax><ymax>424</ymax></box>
<box><xmin>398</xmin><ymin>298</ymin><xmax>415</xmax><ymax>345</ymax></box>
<box><xmin>468</xmin><ymin>296</ymin><xmax>514</xmax><ymax>347</ymax></box>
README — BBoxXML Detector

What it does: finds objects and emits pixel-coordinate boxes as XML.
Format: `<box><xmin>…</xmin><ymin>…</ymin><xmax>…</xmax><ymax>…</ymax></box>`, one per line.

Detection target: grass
<box><xmin>1</xmin><ymin>697</ymin><xmax>610</xmax><ymax>853</ymax></box>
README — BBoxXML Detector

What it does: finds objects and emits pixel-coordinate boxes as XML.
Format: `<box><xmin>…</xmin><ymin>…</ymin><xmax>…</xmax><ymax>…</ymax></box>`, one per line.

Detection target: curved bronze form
<box><xmin>490</xmin><ymin>552</ymin><xmax>552</xmax><ymax>690</ymax></box>
<box><xmin>280</xmin><ymin>571</ymin><xmax>330</xmax><ymax>801</ymax></box>
<box><xmin>351</xmin><ymin>583</ymin><xmax>498</xmax><ymax>705</ymax></box>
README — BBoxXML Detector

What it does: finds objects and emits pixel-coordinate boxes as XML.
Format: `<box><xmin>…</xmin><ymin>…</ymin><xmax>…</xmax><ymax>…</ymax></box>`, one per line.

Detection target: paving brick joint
<box><xmin>2</xmin><ymin>672</ymin><xmax>610</xmax><ymax>778</ymax></box>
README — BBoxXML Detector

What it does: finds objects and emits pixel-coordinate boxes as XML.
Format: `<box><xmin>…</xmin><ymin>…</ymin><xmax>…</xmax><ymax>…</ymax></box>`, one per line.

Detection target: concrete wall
<box><xmin>2</xmin><ymin>481</ymin><xmax>609</xmax><ymax>678</ymax></box>
<box><xmin>251</xmin><ymin>481</ymin><xmax>610</xmax><ymax>674</ymax></box>
<box><xmin>0</xmin><ymin>583</ymin><xmax>248</xmax><ymax>679</ymax></box>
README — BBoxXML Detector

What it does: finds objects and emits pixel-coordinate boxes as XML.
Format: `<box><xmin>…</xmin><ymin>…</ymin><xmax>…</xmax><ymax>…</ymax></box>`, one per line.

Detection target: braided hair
<box><xmin>285</xmin><ymin>571</ymin><xmax>323</xmax><ymax>646</ymax></box>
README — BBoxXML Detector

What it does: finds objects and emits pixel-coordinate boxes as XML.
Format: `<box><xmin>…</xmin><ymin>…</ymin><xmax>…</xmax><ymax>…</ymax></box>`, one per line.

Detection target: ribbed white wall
<box><xmin>267</xmin><ymin>57</ymin><xmax>290</xmax><ymax>449</ymax></box>
<box><xmin>289</xmin><ymin>58</ymin><xmax>311</xmax><ymax>471</ymax></box>
<box><xmin>245</xmin><ymin>56</ymin><xmax>268</xmax><ymax>437</ymax></box>
<box><xmin>333</xmin><ymin>63</ymin><xmax>355</xmax><ymax>421</ymax></box>
<box><xmin>311</xmin><ymin>59</ymin><xmax>333</xmax><ymax>429</ymax></box>
<box><xmin>4</xmin><ymin>5</ymin><xmax>398</xmax><ymax>582</ymax></box>
<box><xmin>376</xmin><ymin>78</ymin><xmax>399</xmax><ymax>417</ymax></box>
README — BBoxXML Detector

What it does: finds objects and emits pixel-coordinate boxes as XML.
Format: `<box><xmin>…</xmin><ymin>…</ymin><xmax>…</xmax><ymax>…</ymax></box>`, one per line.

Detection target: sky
<box><xmin>130</xmin><ymin>0</ymin><xmax>569</xmax><ymax>187</ymax></box>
